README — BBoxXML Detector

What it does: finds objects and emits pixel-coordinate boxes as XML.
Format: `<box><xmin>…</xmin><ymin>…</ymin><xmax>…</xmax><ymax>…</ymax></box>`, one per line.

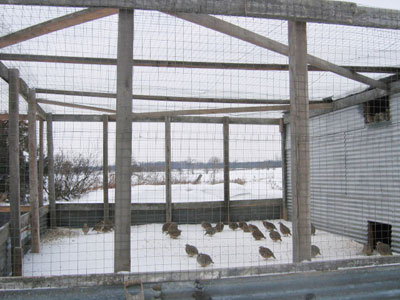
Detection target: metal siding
<box><xmin>286</xmin><ymin>94</ymin><xmax>400</xmax><ymax>252</ymax></box>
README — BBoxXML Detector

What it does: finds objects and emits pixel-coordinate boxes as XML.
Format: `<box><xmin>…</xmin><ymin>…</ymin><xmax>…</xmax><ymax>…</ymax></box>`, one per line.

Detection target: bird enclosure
<box><xmin>0</xmin><ymin>0</ymin><xmax>400</xmax><ymax>291</ymax></box>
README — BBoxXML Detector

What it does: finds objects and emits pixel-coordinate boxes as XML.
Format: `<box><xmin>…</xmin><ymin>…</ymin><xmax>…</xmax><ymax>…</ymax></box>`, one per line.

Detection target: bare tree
<box><xmin>49</xmin><ymin>152</ymin><xmax>100</xmax><ymax>201</ymax></box>
<box><xmin>208</xmin><ymin>156</ymin><xmax>221</xmax><ymax>184</ymax></box>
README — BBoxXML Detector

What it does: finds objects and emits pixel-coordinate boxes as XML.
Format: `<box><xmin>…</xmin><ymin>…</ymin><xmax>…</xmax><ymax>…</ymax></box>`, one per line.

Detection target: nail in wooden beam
<box><xmin>28</xmin><ymin>88</ymin><xmax>40</xmax><ymax>253</ymax></box>
<box><xmin>46</xmin><ymin>113</ymin><xmax>56</xmax><ymax>229</ymax></box>
<box><xmin>288</xmin><ymin>21</ymin><xmax>311</xmax><ymax>263</ymax></box>
<box><xmin>103</xmin><ymin>115</ymin><xmax>109</xmax><ymax>223</ymax></box>
<box><xmin>223</xmin><ymin>117</ymin><xmax>230</xmax><ymax>223</ymax></box>
<box><xmin>114</xmin><ymin>9</ymin><xmax>134</xmax><ymax>273</ymax></box>
<box><xmin>165</xmin><ymin>116</ymin><xmax>172</xmax><ymax>223</ymax></box>
<box><xmin>9</xmin><ymin>68</ymin><xmax>22</xmax><ymax>276</ymax></box>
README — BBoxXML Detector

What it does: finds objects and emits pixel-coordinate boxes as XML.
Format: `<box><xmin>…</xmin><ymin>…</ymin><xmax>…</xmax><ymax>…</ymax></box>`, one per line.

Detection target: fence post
<box><xmin>223</xmin><ymin>117</ymin><xmax>230</xmax><ymax>223</ymax></box>
<box><xmin>103</xmin><ymin>114</ymin><xmax>109</xmax><ymax>223</ymax></box>
<box><xmin>165</xmin><ymin>116</ymin><xmax>172</xmax><ymax>222</ymax></box>
<box><xmin>9</xmin><ymin>68</ymin><xmax>22</xmax><ymax>276</ymax></box>
<box><xmin>28</xmin><ymin>88</ymin><xmax>40</xmax><ymax>253</ymax></box>
<box><xmin>288</xmin><ymin>21</ymin><xmax>311</xmax><ymax>262</ymax></box>
<box><xmin>114</xmin><ymin>8</ymin><xmax>134</xmax><ymax>273</ymax></box>
<box><xmin>38</xmin><ymin>119</ymin><xmax>44</xmax><ymax>207</ymax></box>
<box><xmin>280</xmin><ymin>118</ymin><xmax>288</xmax><ymax>221</ymax></box>
<box><xmin>46</xmin><ymin>113</ymin><xmax>56</xmax><ymax>229</ymax></box>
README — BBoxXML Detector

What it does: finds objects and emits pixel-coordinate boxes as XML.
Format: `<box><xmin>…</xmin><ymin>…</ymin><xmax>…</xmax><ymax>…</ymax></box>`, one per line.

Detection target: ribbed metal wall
<box><xmin>286</xmin><ymin>93</ymin><xmax>400</xmax><ymax>252</ymax></box>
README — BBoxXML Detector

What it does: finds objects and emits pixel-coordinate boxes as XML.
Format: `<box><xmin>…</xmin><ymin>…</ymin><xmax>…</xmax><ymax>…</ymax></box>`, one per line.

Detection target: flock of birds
<box><xmin>80</xmin><ymin>219</ymin><xmax>393</xmax><ymax>268</ymax></box>
<box><xmin>162</xmin><ymin>220</ymin><xmax>322</xmax><ymax>267</ymax></box>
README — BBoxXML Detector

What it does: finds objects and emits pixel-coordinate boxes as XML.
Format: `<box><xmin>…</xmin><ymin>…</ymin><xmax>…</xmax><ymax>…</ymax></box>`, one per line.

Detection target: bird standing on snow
<box><xmin>362</xmin><ymin>243</ymin><xmax>373</xmax><ymax>256</ymax></box>
<box><xmin>311</xmin><ymin>245</ymin><xmax>321</xmax><ymax>258</ymax></box>
<box><xmin>185</xmin><ymin>244</ymin><xmax>199</xmax><ymax>257</ymax></box>
<box><xmin>162</xmin><ymin>222</ymin><xmax>172</xmax><ymax>234</ymax></box>
<box><xmin>201</xmin><ymin>221</ymin><xmax>212</xmax><ymax>230</ymax></box>
<box><xmin>92</xmin><ymin>220</ymin><xmax>104</xmax><ymax>233</ymax></box>
<box><xmin>215</xmin><ymin>222</ymin><xmax>224</xmax><ymax>232</ymax></box>
<box><xmin>262</xmin><ymin>220</ymin><xmax>277</xmax><ymax>231</ymax></box>
<box><xmin>205</xmin><ymin>227</ymin><xmax>217</xmax><ymax>237</ymax></box>
<box><xmin>242</xmin><ymin>223</ymin><xmax>251</xmax><ymax>233</ymax></box>
<box><xmin>248</xmin><ymin>224</ymin><xmax>260</xmax><ymax>232</ymax></box>
<box><xmin>279</xmin><ymin>222</ymin><xmax>291</xmax><ymax>237</ymax></box>
<box><xmin>229</xmin><ymin>222</ymin><xmax>239</xmax><ymax>230</ymax></box>
<box><xmin>168</xmin><ymin>227</ymin><xmax>182</xmax><ymax>239</ymax></box>
<box><xmin>376</xmin><ymin>241</ymin><xmax>392</xmax><ymax>256</ymax></box>
<box><xmin>197</xmin><ymin>253</ymin><xmax>214</xmax><ymax>267</ymax></box>
<box><xmin>82</xmin><ymin>223</ymin><xmax>89</xmax><ymax>235</ymax></box>
<box><xmin>269</xmin><ymin>230</ymin><xmax>282</xmax><ymax>242</ymax></box>
<box><xmin>238</xmin><ymin>221</ymin><xmax>247</xmax><ymax>229</ymax></box>
<box><xmin>252</xmin><ymin>229</ymin><xmax>266</xmax><ymax>241</ymax></box>
<box><xmin>259</xmin><ymin>246</ymin><xmax>276</xmax><ymax>260</ymax></box>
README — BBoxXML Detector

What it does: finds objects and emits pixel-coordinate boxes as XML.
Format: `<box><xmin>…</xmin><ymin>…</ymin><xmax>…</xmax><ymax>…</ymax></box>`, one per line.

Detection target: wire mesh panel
<box><xmin>0</xmin><ymin>1</ymin><xmax>399</xmax><ymax>291</ymax></box>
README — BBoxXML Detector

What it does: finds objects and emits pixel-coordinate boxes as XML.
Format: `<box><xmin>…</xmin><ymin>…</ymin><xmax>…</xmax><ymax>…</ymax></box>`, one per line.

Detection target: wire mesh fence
<box><xmin>0</xmin><ymin>1</ymin><xmax>399</xmax><ymax>289</ymax></box>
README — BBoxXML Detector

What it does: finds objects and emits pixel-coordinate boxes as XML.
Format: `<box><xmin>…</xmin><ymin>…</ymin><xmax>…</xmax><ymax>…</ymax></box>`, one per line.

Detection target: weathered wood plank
<box><xmin>165</xmin><ymin>117</ymin><xmax>172</xmax><ymax>223</ymax></box>
<box><xmin>38</xmin><ymin>119</ymin><xmax>44</xmax><ymax>207</ymax></box>
<box><xmin>280</xmin><ymin>118</ymin><xmax>288</xmax><ymax>221</ymax></box>
<box><xmin>37</xmin><ymin>98</ymin><xmax>115</xmax><ymax>113</ymax></box>
<box><xmin>114</xmin><ymin>8</ymin><xmax>134</xmax><ymax>273</ymax></box>
<box><xmin>223</xmin><ymin>117</ymin><xmax>230</xmax><ymax>223</ymax></box>
<box><xmin>171</xmin><ymin>13</ymin><xmax>387</xmax><ymax>90</ymax></box>
<box><xmin>3</xmin><ymin>53</ymin><xmax>397</xmax><ymax>74</ymax></box>
<box><xmin>0</xmin><ymin>8</ymin><xmax>118</xmax><ymax>49</ymax></box>
<box><xmin>0</xmin><ymin>0</ymin><xmax>399</xmax><ymax>29</ymax></box>
<box><xmin>8</xmin><ymin>68</ymin><xmax>22</xmax><ymax>276</ymax></box>
<box><xmin>103</xmin><ymin>115</ymin><xmax>109</xmax><ymax>223</ymax></box>
<box><xmin>288</xmin><ymin>21</ymin><xmax>311</xmax><ymax>263</ymax></box>
<box><xmin>28</xmin><ymin>88</ymin><xmax>40</xmax><ymax>253</ymax></box>
<box><xmin>46</xmin><ymin>113</ymin><xmax>56</xmax><ymax>229</ymax></box>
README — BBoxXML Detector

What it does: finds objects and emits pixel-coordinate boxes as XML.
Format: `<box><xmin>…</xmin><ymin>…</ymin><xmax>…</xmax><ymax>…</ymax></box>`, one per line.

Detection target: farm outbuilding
<box><xmin>0</xmin><ymin>0</ymin><xmax>400</xmax><ymax>298</ymax></box>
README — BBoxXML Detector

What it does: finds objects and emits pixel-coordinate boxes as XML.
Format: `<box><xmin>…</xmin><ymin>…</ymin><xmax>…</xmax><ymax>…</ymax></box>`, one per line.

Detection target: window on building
<box><xmin>368</xmin><ymin>221</ymin><xmax>392</xmax><ymax>249</ymax></box>
<box><xmin>364</xmin><ymin>96</ymin><xmax>390</xmax><ymax>123</ymax></box>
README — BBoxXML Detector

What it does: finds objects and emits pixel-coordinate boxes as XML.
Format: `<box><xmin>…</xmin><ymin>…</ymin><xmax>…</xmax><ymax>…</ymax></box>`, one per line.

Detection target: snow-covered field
<box><xmin>65</xmin><ymin>168</ymin><xmax>282</xmax><ymax>204</ymax></box>
<box><xmin>23</xmin><ymin>219</ymin><xmax>369</xmax><ymax>277</ymax></box>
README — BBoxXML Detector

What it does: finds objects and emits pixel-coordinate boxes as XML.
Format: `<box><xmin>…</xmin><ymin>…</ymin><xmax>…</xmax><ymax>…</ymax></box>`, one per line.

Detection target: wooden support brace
<box><xmin>165</xmin><ymin>116</ymin><xmax>172</xmax><ymax>223</ymax></box>
<box><xmin>46</xmin><ymin>113</ymin><xmax>56</xmax><ymax>229</ymax></box>
<box><xmin>223</xmin><ymin>117</ymin><xmax>230</xmax><ymax>223</ymax></box>
<box><xmin>103</xmin><ymin>115</ymin><xmax>109</xmax><ymax>223</ymax></box>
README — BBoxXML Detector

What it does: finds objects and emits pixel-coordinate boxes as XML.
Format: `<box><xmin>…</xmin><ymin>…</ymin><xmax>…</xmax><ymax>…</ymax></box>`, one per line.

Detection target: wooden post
<box><xmin>28</xmin><ymin>88</ymin><xmax>40</xmax><ymax>253</ymax></box>
<box><xmin>46</xmin><ymin>113</ymin><xmax>56</xmax><ymax>228</ymax></box>
<box><xmin>223</xmin><ymin>117</ymin><xmax>230</xmax><ymax>223</ymax></box>
<box><xmin>9</xmin><ymin>68</ymin><xmax>22</xmax><ymax>276</ymax></box>
<box><xmin>165</xmin><ymin>116</ymin><xmax>172</xmax><ymax>223</ymax></box>
<box><xmin>280</xmin><ymin>118</ymin><xmax>288</xmax><ymax>221</ymax></box>
<box><xmin>103</xmin><ymin>114</ymin><xmax>109</xmax><ymax>223</ymax></box>
<box><xmin>38</xmin><ymin>119</ymin><xmax>44</xmax><ymax>207</ymax></box>
<box><xmin>114</xmin><ymin>8</ymin><xmax>133</xmax><ymax>273</ymax></box>
<box><xmin>288</xmin><ymin>21</ymin><xmax>311</xmax><ymax>262</ymax></box>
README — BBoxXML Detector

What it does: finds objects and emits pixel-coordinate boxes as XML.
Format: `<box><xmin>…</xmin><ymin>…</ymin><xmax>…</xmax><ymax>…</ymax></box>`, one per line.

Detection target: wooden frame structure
<box><xmin>0</xmin><ymin>0</ymin><xmax>398</xmax><ymax>275</ymax></box>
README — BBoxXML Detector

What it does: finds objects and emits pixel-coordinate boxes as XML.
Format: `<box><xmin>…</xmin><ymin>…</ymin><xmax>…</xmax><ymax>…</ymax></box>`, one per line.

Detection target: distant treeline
<box><xmin>105</xmin><ymin>160</ymin><xmax>281</xmax><ymax>172</ymax></box>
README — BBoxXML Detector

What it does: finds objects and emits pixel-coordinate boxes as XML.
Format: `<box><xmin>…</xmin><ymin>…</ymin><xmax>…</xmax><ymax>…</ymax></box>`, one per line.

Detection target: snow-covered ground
<box><xmin>65</xmin><ymin>168</ymin><xmax>282</xmax><ymax>204</ymax></box>
<box><xmin>23</xmin><ymin>219</ymin><xmax>370</xmax><ymax>277</ymax></box>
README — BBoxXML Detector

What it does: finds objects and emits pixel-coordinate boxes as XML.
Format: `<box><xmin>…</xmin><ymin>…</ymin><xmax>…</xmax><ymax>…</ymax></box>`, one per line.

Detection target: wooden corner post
<box><xmin>38</xmin><ymin>119</ymin><xmax>44</xmax><ymax>207</ymax></box>
<box><xmin>46</xmin><ymin>113</ymin><xmax>56</xmax><ymax>228</ymax></box>
<box><xmin>28</xmin><ymin>88</ymin><xmax>40</xmax><ymax>253</ymax></box>
<box><xmin>223</xmin><ymin>117</ymin><xmax>230</xmax><ymax>223</ymax></box>
<box><xmin>280</xmin><ymin>118</ymin><xmax>288</xmax><ymax>221</ymax></box>
<box><xmin>165</xmin><ymin>116</ymin><xmax>172</xmax><ymax>223</ymax></box>
<box><xmin>114</xmin><ymin>8</ymin><xmax>134</xmax><ymax>273</ymax></box>
<box><xmin>288</xmin><ymin>21</ymin><xmax>311</xmax><ymax>262</ymax></box>
<box><xmin>9</xmin><ymin>68</ymin><xmax>22</xmax><ymax>276</ymax></box>
<box><xmin>103</xmin><ymin>114</ymin><xmax>109</xmax><ymax>223</ymax></box>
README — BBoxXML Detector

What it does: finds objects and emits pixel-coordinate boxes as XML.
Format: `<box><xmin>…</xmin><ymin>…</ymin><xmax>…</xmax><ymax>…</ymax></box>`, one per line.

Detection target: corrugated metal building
<box><xmin>285</xmin><ymin>91</ymin><xmax>400</xmax><ymax>253</ymax></box>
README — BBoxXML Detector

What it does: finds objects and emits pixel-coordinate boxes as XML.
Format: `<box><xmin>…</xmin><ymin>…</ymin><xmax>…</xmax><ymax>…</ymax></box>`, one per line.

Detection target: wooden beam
<box><xmin>8</xmin><ymin>68</ymin><xmax>22</xmax><ymax>276</ymax></box>
<box><xmin>46</xmin><ymin>113</ymin><xmax>56</xmax><ymax>229</ymax></box>
<box><xmin>51</xmin><ymin>114</ymin><xmax>282</xmax><ymax>125</ymax></box>
<box><xmin>280</xmin><ymin>118</ymin><xmax>288</xmax><ymax>221</ymax></box>
<box><xmin>28</xmin><ymin>88</ymin><xmax>40</xmax><ymax>253</ymax></box>
<box><xmin>37</xmin><ymin>98</ymin><xmax>115</xmax><ymax>113</ymax></box>
<box><xmin>288</xmin><ymin>21</ymin><xmax>311</xmax><ymax>263</ymax></box>
<box><xmin>223</xmin><ymin>117</ymin><xmax>230</xmax><ymax>223</ymax></box>
<box><xmin>114</xmin><ymin>8</ymin><xmax>133</xmax><ymax>273</ymax></box>
<box><xmin>165</xmin><ymin>117</ymin><xmax>172</xmax><ymax>223</ymax></box>
<box><xmin>170</xmin><ymin>13</ymin><xmax>387</xmax><ymax>90</ymax></box>
<box><xmin>0</xmin><ymin>61</ymin><xmax>47</xmax><ymax>119</ymax></box>
<box><xmin>103</xmin><ymin>115</ymin><xmax>109</xmax><ymax>223</ymax></box>
<box><xmin>35</xmin><ymin>88</ymin><xmax>297</xmax><ymax>105</ymax></box>
<box><xmin>0</xmin><ymin>8</ymin><xmax>118</xmax><ymax>49</ymax></box>
<box><xmin>2</xmin><ymin>53</ymin><xmax>398</xmax><ymax>74</ymax></box>
<box><xmin>38</xmin><ymin>119</ymin><xmax>44</xmax><ymax>207</ymax></box>
<box><xmin>0</xmin><ymin>0</ymin><xmax>399</xmax><ymax>29</ymax></box>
